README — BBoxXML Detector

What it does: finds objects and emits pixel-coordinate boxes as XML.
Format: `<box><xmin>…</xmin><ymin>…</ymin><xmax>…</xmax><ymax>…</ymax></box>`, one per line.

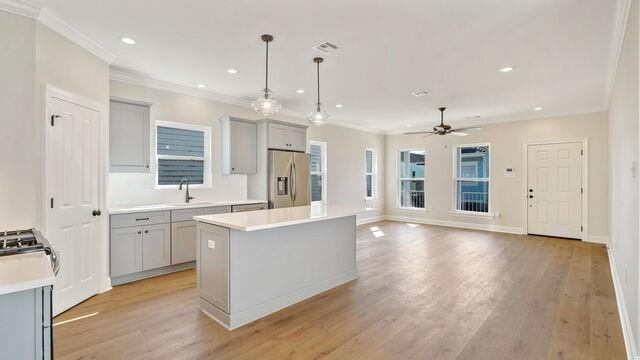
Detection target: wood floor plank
<box><xmin>52</xmin><ymin>221</ymin><xmax>627</xmax><ymax>360</ymax></box>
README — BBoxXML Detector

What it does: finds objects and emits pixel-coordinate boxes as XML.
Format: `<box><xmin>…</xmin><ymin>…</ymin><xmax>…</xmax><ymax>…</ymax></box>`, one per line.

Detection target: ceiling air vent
<box><xmin>312</xmin><ymin>41</ymin><xmax>339</xmax><ymax>54</ymax></box>
<box><xmin>410</xmin><ymin>90</ymin><xmax>430</xmax><ymax>97</ymax></box>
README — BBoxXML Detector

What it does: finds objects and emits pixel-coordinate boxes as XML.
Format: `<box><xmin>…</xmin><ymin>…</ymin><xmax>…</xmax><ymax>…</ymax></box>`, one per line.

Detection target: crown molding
<box><xmin>604</xmin><ymin>0</ymin><xmax>633</xmax><ymax>108</ymax></box>
<box><xmin>0</xmin><ymin>0</ymin><xmax>42</xmax><ymax>19</ymax></box>
<box><xmin>110</xmin><ymin>66</ymin><xmax>385</xmax><ymax>135</ymax></box>
<box><xmin>38</xmin><ymin>8</ymin><xmax>116</xmax><ymax>64</ymax></box>
<box><xmin>110</xmin><ymin>66</ymin><xmax>256</xmax><ymax>108</ymax></box>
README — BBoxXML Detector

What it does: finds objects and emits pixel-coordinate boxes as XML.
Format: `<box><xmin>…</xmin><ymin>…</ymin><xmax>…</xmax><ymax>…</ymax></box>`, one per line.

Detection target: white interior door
<box><xmin>46</xmin><ymin>95</ymin><xmax>101</xmax><ymax>315</ymax></box>
<box><xmin>527</xmin><ymin>142</ymin><xmax>582</xmax><ymax>239</ymax></box>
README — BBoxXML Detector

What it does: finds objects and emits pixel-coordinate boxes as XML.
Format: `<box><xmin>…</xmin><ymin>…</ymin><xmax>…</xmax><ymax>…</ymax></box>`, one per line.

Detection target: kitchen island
<box><xmin>193</xmin><ymin>204</ymin><xmax>361</xmax><ymax>330</ymax></box>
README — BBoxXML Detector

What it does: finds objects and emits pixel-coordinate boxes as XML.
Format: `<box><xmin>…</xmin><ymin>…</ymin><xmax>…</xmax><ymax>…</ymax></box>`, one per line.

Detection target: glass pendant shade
<box><xmin>308</xmin><ymin>57</ymin><xmax>329</xmax><ymax>125</ymax></box>
<box><xmin>307</xmin><ymin>103</ymin><xmax>329</xmax><ymax>125</ymax></box>
<box><xmin>251</xmin><ymin>89</ymin><xmax>281</xmax><ymax>117</ymax></box>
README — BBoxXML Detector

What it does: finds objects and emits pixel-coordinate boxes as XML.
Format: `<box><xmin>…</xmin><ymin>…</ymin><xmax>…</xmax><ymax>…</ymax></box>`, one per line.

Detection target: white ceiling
<box><xmin>42</xmin><ymin>0</ymin><xmax>624</xmax><ymax>133</ymax></box>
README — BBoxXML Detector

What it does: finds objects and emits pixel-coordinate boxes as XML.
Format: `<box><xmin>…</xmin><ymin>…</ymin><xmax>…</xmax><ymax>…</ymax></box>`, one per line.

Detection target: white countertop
<box><xmin>0</xmin><ymin>252</ymin><xmax>56</xmax><ymax>296</ymax></box>
<box><xmin>194</xmin><ymin>204</ymin><xmax>368</xmax><ymax>231</ymax></box>
<box><xmin>109</xmin><ymin>199</ymin><xmax>267</xmax><ymax>215</ymax></box>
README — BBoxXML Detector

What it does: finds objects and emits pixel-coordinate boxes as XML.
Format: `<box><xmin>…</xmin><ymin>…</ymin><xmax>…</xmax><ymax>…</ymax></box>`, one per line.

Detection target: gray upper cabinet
<box><xmin>109</xmin><ymin>100</ymin><xmax>150</xmax><ymax>173</ymax></box>
<box><xmin>220</xmin><ymin>117</ymin><xmax>257</xmax><ymax>175</ymax></box>
<box><xmin>267</xmin><ymin>121</ymin><xmax>307</xmax><ymax>152</ymax></box>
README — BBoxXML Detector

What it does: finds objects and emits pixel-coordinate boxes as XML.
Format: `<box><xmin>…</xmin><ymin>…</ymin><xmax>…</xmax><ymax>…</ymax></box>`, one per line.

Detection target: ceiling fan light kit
<box><xmin>251</xmin><ymin>34</ymin><xmax>282</xmax><ymax>117</ymax></box>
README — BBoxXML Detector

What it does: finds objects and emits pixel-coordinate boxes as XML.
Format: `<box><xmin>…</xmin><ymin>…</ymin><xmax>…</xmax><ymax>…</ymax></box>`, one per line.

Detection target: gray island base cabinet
<box><xmin>196</xmin><ymin>215</ymin><xmax>357</xmax><ymax>330</ymax></box>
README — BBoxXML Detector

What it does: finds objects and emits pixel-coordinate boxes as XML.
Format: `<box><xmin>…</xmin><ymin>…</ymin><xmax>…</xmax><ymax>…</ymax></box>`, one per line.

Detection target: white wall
<box><xmin>385</xmin><ymin>112</ymin><xmax>609</xmax><ymax>237</ymax></box>
<box><xmin>307</xmin><ymin>125</ymin><xmax>386</xmax><ymax>220</ymax></box>
<box><xmin>0</xmin><ymin>11</ymin><xmax>37</xmax><ymax>230</ymax></box>
<box><xmin>608</xmin><ymin>0</ymin><xmax>639</xmax><ymax>354</ymax></box>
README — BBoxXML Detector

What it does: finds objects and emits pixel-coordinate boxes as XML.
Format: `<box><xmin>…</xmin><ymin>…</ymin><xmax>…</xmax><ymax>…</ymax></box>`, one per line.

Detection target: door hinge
<box><xmin>50</xmin><ymin>198</ymin><xmax>54</xmax><ymax>209</ymax></box>
<box><xmin>50</xmin><ymin>114</ymin><xmax>60</xmax><ymax>126</ymax></box>
<box><xmin>580</xmin><ymin>149</ymin><xmax>583</xmax><ymax>156</ymax></box>
<box><xmin>581</xmin><ymin>187</ymin><xmax>583</xmax><ymax>194</ymax></box>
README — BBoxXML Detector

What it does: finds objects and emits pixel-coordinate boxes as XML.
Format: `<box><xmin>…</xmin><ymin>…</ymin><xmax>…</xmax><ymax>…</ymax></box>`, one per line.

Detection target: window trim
<box><xmin>309</xmin><ymin>140</ymin><xmax>327</xmax><ymax>204</ymax></box>
<box><xmin>155</xmin><ymin>120</ymin><xmax>212</xmax><ymax>189</ymax></box>
<box><xmin>397</xmin><ymin>148</ymin><xmax>426</xmax><ymax>210</ymax></box>
<box><xmin>365</xmin><ymin>148</ymin><xmax>378</xmax><ymax>201</ymax></box>
<box><xmin>451</xmin><ymin>143</ymin><xmax>492</xmax><ymax>216</ymax></box>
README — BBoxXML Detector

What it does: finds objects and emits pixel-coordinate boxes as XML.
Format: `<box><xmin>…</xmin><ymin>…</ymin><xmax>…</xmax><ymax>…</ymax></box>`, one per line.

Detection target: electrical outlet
<box><xmin>208</xmin><ymin>239</ymin><xmax>216</xmax><ymax>250</ymax></box>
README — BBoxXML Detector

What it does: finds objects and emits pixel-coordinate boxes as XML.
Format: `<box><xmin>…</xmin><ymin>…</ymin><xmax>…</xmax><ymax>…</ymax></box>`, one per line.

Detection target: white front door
<box><xmin>46</xmin><ymin>94</ymin><xmax>101</xmax><ymax>315</ymax></box>
<box><xmin>527</xmin><ymin>142</ymin><xmax>582</xmax><ymax>239</ymax></box>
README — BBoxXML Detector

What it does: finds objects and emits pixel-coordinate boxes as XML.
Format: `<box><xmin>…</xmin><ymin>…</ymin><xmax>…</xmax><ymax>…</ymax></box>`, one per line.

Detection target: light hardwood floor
<box><xmin>53</xmin><ymin>221</ymin><xmax>626</xmax><ymax>359</ymax></box>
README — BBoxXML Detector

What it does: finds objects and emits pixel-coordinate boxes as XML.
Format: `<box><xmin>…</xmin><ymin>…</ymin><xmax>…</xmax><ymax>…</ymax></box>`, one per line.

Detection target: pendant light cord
<box><xmin>316</xmin><ymin>61</ymin><xmax>321</xmax><ymax>107</ymax></box>
<box><xmin>265</xmin><ymin>40</ymin><xmax>269</xmax><ymax>91</ymax></box>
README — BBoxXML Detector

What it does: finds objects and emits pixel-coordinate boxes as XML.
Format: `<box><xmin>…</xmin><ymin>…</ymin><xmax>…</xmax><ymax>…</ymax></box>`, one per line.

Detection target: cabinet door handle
<box><xmin>135</xmin><ymin>217</ymin><xmax>150</xmax><ymax>221</ymax></box>
<box><xmin>144</xmin><ymin>230</ymin><xmax>149</xmax><ymax>234</ymax></box>
<box><xmin>137</xmin><ymin>231</ymin><xmax>142</xmax><ymax>234</ymax></box>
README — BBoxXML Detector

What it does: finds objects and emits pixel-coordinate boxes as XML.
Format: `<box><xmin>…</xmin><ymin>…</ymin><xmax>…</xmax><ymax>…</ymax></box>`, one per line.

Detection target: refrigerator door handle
<box><xmin>292</xmin><ymin>160</ymin><xmax>297</xmax><ymax>202</ymax></box>
<box><xmin>289</xmin><ymin>161</ymin><xmax>294</xmax><ymax>202</ymax></box>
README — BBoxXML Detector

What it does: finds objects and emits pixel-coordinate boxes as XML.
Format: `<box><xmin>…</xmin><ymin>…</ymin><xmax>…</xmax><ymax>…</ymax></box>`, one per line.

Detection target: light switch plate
<box><xmin>208</xmin><ymin>239</ymin><xmax>216</xmax><ymax>250</ymax></box>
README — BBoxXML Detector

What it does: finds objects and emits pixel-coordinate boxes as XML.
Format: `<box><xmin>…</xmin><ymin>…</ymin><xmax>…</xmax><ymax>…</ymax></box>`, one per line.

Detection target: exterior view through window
<box><xmin>399</xmin><ymin>150</ymin><xmax>425</xmax><ymax>208</ymax></box>
<box><xmin>365</xmin><ymin>149</ymin><xmax>376</xmax><ymax>199</ymax></box>
<box><xmin>455</xmin><ymin>145</ymin><xmax>490</xmax><ymax>213</ymax></box>
<box><xmin>310</xmin><ymin>141</ymin><xmax>326</xmax><ymax>203</ymax></box>
<box><xmin>156</xmin><ymin>123</ymin><xmax>208</xmax><ymax>186</ymax></box>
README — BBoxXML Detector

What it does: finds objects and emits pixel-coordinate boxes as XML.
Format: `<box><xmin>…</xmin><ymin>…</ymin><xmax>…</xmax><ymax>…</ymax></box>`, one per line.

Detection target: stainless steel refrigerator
<box><xmin>268</xmin><ymin>150</ymin><xmax>310</xmax><ymax>208</ymax></box>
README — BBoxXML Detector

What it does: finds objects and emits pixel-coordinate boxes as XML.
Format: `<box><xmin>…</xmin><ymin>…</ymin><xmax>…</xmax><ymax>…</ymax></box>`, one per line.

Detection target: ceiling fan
<box><xmin>405</xmin><ymin>107</ymin><xmax>482</xmax><ymax>137</ymax></box>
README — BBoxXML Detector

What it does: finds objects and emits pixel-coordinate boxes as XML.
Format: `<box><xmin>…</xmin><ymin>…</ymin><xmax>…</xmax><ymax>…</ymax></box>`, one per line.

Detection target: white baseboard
<box><xmin>587</xmin><ymin>235</ymin><xmax>610</xmax><ymax>245</ymax></box>
<box><xmin>383</xmin><ymin>215</ymin><xmax>524</xmax><ymax>234</ymax></box>
<box><xmin>606</xmin><ymin>247</ymin><xmax>638</xmax><ymax>360</ymax></box>
<box><xmin>357</xmin><ymin>215</ymin><xmax>385</xmax><ymax>225</ymax></box>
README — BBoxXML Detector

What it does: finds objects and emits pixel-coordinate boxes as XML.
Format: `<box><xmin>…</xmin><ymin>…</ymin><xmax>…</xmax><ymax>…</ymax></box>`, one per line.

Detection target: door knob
<box><xmin>92</xmin><ymin>209</ymin><xmax>102</xmax><ymax>216</ymax></box>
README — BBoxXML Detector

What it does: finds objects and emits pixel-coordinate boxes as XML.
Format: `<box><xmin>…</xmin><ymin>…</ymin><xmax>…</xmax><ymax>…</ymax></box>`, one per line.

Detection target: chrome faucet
<box><xmin>178</xmin><ymin>178</ymin><xmax>195</xmax><ymax>203</ymax></box>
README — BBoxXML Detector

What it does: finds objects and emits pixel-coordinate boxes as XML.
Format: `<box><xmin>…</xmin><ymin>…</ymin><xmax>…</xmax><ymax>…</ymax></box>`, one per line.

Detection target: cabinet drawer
<box><xmin>111</xmin><ymin>211</ymin><xmax>170</xmax><ymax>229</ymax></box>
<box><xmin>202</xmin><ymin>206</ymin><xmax>231</xmax><ymax>215</ymax></box>
<box><xmin>171</xmin><ymin>208</ymin><xmax>203</xmax><ymax>222</ymax></box>
<box><xmin>231</xmin><ymin>203</ymin><xmax>267</xmax><ymax>212</ymax></box>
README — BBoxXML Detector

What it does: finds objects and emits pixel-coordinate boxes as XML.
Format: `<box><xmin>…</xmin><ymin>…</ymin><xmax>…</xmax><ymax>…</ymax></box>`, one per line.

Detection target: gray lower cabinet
<box><xmin>171</xmin><ymin>220</ymin><xmax>197</xmax><ymax>264</ymax></box>
<box><xmin>110</xmin><ymin>226</ymin><xmax>143</xmax><ymax>277</ymax></box>
<box><xmin>142</xmin><ymin>223</ymin><xmax>171</xmax><ymax>271</ymax></box>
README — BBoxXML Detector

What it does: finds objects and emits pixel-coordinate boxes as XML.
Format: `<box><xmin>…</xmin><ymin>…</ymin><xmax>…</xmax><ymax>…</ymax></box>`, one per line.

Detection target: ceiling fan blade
<box><xmin>451</xmin><ymin>132</ymin><xmax>468</xmax><ymax>137</ymax></box>
<box><xmin>404</xmin><ymin>131</ymin><xmax>438</xmax><ymax>135</ymax></box>
<box><xmin>454</xmin><ymin>127</ymin><xmax>482</xmax><ymax>132</ymax></box>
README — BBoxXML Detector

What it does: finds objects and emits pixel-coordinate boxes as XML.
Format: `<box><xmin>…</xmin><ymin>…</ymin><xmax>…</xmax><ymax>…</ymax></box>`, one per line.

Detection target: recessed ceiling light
<box><xmin>534</xmin><ymin>107</ymin><xmax>543</xmax><ymax>111</ymax></box>
<box><xmin>296</xmin><ymin>89</ymin><xmax>305</xmax><ymax>94</ymax></box>
<box><xmin>197</xmin><ymin>84</ymin><xmax>206</xmax><ymax>89</ymax></box>
<box><xmin>227</xmin><ymin>68</ymin><xmax>238</xmax><ymax>74</ymax></box>
<box><xmin>406</xmin><ymin>124</ymin><xmax>412</xmax><ymax>128</ymax></box>
<box><xmin>120</xmin><ymin>37</ymin><xmax>136</xmax><ymax>45</ymax></box>
<box><xmin>499</xmin><ymin>66</ymin><xmax>516</xmax><ymax>73</ymax></box>
<box><xmin>335</xmin><ymin>104</ymin><xmax>343</xmax><ymax>108</ymax></box>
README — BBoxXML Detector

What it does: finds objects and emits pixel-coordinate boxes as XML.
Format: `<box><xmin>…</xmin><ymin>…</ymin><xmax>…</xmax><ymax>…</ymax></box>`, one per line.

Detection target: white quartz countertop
<box><xmin>194</xmin><ymin>204</ymin><xmax>369</xmax><ymax>231</ymax></box>
<box><xmin>109</xmin><ymin>199</ymin><xmax>267</xmax><ymax>215</ymax></box>
<box><xmin>0</xmin><ymin>252</ymin><xmax>55</xmax><ymax>296</ymax></box>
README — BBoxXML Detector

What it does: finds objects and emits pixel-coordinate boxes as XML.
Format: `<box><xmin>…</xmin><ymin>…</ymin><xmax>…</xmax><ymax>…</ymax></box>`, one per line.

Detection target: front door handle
<box><xmin>92</xmin><ymin>209</ymin><xmax>102</xmax><ymax>216</ymax></box>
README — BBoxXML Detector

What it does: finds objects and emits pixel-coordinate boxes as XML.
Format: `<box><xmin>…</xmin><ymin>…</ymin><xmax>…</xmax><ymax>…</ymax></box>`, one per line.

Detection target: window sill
<box><xmin>155</xmin><ymin>184</ymin><xmax>212</xmax><ymax>190</ymax></box>
<box><xmin>449</xmin><ymin>210</ymin><xmax>494</xmax><ymax>218</ymax></box>
<box><xmin>365</xmin><ymin>197</ymin><xmax>379</xmax><ymax>203</ymax></box>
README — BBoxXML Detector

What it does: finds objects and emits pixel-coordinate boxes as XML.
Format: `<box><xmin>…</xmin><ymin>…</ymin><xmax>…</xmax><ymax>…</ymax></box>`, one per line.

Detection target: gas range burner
<box><xmin>0</xmin><ymin>229</ymin><xmax>45</xmax><ymax>256</ymax></box>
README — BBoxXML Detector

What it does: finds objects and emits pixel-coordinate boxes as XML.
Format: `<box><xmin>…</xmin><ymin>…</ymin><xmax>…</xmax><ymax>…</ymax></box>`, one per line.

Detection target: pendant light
<box><xmin>251</xmin><ymin>34</ymin><xmax>281</xmax><ymax>117</ymax></box>
<box><xmin>307</xmin><ymin>57</ymin><xmax>329</xmax><ymax>125</ymax></box>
